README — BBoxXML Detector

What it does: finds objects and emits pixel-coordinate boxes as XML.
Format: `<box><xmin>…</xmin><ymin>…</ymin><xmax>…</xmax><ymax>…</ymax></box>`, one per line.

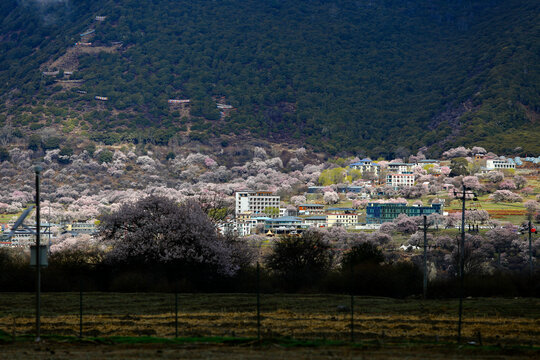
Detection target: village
<box><xmin>1</xmin><ymin>150</ymin><xmax>538</xmax><ymax>248</ymax></box>
<box><xmin>218</xmin><ymin>155</ymin><xmax>537</xmax><ymax>237</ymax></box>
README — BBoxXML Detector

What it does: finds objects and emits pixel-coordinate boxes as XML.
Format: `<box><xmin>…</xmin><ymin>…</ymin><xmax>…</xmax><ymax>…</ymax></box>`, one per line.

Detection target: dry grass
<box><xmin>0</xmin><ymin>293</ymin><xmax>539</xmax><ymax>347</ymax></box>
<box><xmin>1</xmin><ymin>312</ymin><xmax>538</xmax><ymax>345</ymax></box>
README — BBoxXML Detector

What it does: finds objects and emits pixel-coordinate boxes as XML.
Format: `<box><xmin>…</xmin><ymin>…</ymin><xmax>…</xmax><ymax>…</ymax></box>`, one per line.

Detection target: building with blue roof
<box><xmin>264</xmin><ymin>216</ymin><xmax>309</xmax><ymax>234</ymax></box>
<box><xmin>304</xmin><ymin>216</ymin><xmax>327</xmax><ymax>228</ymax></box>
<box><xmin>349</xmin><ymin>158</ymin><xmax>380</xmax><ymax>176</ymax></box>
<box><xmin>366</xmin><ymin>203</ymin><xmax>443</xmax><ymax>224</ymax></box>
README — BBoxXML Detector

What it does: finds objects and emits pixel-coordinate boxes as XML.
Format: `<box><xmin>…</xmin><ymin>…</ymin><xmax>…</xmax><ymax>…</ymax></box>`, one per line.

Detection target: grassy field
<box><xmin>0</xmin><ymin>213</ymin><xmax>15</xmax><ymax>223</ymax></box>
<box><xmin>0</xmin><ymin>293</ymin><xmax>538</xmax><ymax>349</ymax></box>
<box><xmin>1</xmin><ymin>340</ymin><xmax>539</xmax><ymax>359</ymax></box>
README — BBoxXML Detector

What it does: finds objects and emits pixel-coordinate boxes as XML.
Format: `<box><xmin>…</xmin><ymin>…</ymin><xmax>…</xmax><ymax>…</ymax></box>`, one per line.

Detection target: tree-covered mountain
<box><xmin>0</xmin><ymin>0</ymin><xmax>538</xmax><ymax>157</ymax></box>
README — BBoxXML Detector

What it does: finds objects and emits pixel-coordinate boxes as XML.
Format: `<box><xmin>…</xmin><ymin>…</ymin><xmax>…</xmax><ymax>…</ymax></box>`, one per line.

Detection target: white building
<box><xmin>304</xmin><ymin>216</ymin><xmax>327</xmax><ymax>228</ymax></box>
<box><xmin>486</xmin><ymin>159</ymin><xmax>515</xmax><ymax>170</ymax></box>
<box><xmin>349</xmin><ymin>158</ymin><xmax>380</xmax><ymax>176</ymax></box>
<box><xmin>235</xmin><ymin>191</ymin><xmax>280</xmax><ymax>218</ymax></box>
<box><xmin>387</xmin><ymin>162</ymin><xmax>415</xmax><ymax>174</ymax></box>
<box><xmin>235</xmin><ymin>219</ymin><xmax>258</xmax><ymax>237</ymax></box>
<box><xmin>386</xmin><ymin>173</ymin><xmax>415</xmax><ymax>188</ymax></box>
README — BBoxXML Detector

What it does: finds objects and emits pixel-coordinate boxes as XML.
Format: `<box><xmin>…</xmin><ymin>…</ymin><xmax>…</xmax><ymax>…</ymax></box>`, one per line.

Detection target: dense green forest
<box><xmin>0</xmin><ymin>0</ymin><xmax>538</xmax><ymax>156</ymax></box>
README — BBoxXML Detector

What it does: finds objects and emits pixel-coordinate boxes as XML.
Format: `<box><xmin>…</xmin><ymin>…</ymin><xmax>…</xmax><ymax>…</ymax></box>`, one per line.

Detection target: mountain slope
<box><xmin>0</xmin><ymin>0</ymin><xmax>538</xmax><ymax>157</ymax></box>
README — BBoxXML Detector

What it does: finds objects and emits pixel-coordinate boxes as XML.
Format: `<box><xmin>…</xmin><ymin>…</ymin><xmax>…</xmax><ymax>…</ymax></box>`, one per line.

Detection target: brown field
<box><xmin>0</xmin><ymin>293</ymin><xmax>539</xmax><ymax>359</ymax></box>
<box><xmin>1</xmin><ymin>342</ymin><xmax>539</xmax><ymax>360</ymax></box>
<box><xmin>0</xmin><ymin>293</ymin><xmax>539</xmax><ymax>347</ymax></box>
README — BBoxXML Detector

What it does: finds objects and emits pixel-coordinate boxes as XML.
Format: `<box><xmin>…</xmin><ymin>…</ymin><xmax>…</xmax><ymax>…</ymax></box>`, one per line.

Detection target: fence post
<box><xmin>457</xmin><ymin>185</ymin><xmax>467</xmax><ymax>343</ymax></box>
<box><xmin>79</xmin><ymin>278</ymin><xmax>83</xmax><ymax>338</ymax></box>
<box><xmin>529</xmin><ymin>220</ymin><xmax>533</xmax><ymax>279</ymax></box>
<box><xmin>175</xmin><ymin>291</ymin><xmax>178</xmax><ymax>338</ymax></box>
<box><xmin>35</xmin><ymin>167</ymin><xmax>42</xmax><ymax>342</ymax></box>
<box><xmin>256</xmin><ymin>261</ymin><xmax>261</xmax><ymax>341</ymax></box>
<box><xmin>423</xmin><ymin>215</ymin><xmax>428</xmax><ymax>299</ymax></box>
<box><xmin>12</xmin><ymin>316</ymin><xmax>16</xmax><ymax>341</ymax></box>
<box><xmin>350</xmin><ymin>262</ymin><xmax>354</xmax><ymax>343</ymax></box>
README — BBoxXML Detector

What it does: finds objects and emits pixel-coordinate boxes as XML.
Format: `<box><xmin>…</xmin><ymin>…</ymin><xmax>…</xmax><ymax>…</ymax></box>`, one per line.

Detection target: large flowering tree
<box><xmin>98</xmin><ymin>196</ymin><xmax>249</xmax><ymax>276</ymax></box>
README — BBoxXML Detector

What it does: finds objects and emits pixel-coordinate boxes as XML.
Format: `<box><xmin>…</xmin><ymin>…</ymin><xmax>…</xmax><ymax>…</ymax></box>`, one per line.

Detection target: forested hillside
<box><xmin>0</xmin><ymin>0</ymin><xmax>538</xmax><ymax>157</ymax></box>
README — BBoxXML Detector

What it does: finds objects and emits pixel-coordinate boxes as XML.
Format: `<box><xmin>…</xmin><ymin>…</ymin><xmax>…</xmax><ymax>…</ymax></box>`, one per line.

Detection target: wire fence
<box><xmin>0</xmin><ymin>291</ymin><xmax>538</xmax><ymax>346</ymax></box>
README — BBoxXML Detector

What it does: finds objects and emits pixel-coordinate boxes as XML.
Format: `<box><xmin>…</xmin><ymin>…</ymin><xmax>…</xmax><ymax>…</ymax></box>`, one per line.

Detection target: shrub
<box><xmin>97</xmin><ymin>149</ymin><xmax>113</xmax><ymax>163</ymax></box>
<box><xmin>489</xmin><ymin>190</ymin><xmax>522</xmax><ymax>203</ymax></box>
<box><xmin>266</xmin><ymin>231</ymin><xmax>333</xmax><ymax>291</ymax></box>
<box><xmin>0</xmin><ymin>147</ymin><xmax>10</xmax><ymax>162</ymax></box>
<box><xmin>342</xmin><ymin>241</ymin><xmax>384</xmax><ymax>270</ymax></box>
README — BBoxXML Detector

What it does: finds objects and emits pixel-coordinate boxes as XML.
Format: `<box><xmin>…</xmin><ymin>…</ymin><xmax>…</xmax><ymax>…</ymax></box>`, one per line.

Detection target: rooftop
<box><xmin>350</xmin><ymin>161</ymin><xmax>380</xmax><ymax>166</ymax></box>
<box><xmin>266</xmin><ymin>216</ymin><xmax>303</xmax><ymax>222</ymax></box>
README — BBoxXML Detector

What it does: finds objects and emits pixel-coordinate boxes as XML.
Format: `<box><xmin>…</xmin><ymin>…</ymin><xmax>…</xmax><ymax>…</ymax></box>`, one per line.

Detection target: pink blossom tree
<box><xmin>524</xmin><ymin>201</ymin><xmax>539</xmax><ymax>220</ymax></box>
<box><xmin>204</xmin><ymin>156</ymin><xmax>218</xmax><ymax>168</ymax></box>
<box><xmin>393</xmin><ymin>214</ymin><xmax>418</xmax><ymax>234</ymax></box>
<box><xmin>407</xmin><ymin>231</ymin><xmax>434</xmax><ymax>247</ymax></box>
<box><xmin>485</xmin><ymin>171</ymin><xmax>504</xmax><ymax>183</ymax></box>
<box><xmin>471</xmin><ymin>146</ymin><xmax>487</xmax><ymax>155</ymax></box>
<box><xmin>462</xmin><ymin>176</ymin><xmax>483</xmax><ymax>191</ymax></box>
<box><xmin>323</xmin><ymin>191</ymin><xmax>339</xmax><ymax>204</ymax></box>
<box><xmin>442</xmin><ymin>147</ymin><xmax>471</xmax><ymax>159</ymax></box>
<box><xmin>498</xmin><ymin>179</ymin><xmax>516</xmax><ymax>190</ymax></box>
<box><xmin>513</xmin><ymin>175</ymin><xmax>527</xmax><ymax>189</ymax></box>
<box><xmin>99</xmin><ymin>196</ymin><xmax>249</xmax><ymax>276</ymax></box>
<box><xmin>352</xmin><ymin>199</ymin><xmax>369</xmax><ymax>209</ymax></box>
<box><xmin>485</xmin><ymin>225</ymin><xmax>520</xmax><ymax>257</ymax></box>
<box><xmin>379</xmin><ymin>222</ymin><xmax>397</xmax><ymax>233</ymax></box>
<box><xmin>489</xmin><ymin>190</ymin><xmax>522</xmax><ymax>203</ymax></box>
<box><xmin>290</xmin><ymin>195</ymin><xmax>307</xmax><ymax>206</ymax></box>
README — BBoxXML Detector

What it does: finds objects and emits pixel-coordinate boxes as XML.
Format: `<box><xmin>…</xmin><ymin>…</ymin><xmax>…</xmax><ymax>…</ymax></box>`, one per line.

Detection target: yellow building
<box><xmin>326</xmin><ymin>208</ymin><xmax>358</xmax><ymax>228</ymax></box>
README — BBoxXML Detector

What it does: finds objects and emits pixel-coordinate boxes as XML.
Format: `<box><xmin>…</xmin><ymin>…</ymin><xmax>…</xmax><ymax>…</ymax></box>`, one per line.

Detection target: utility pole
<box><xmin>350</xmin><ymin>261</ymin><xmax>354</xmax><ymax>343</ymax></box>
<box><xmin>256</xmin><ymin>261</ymin><xmax>261</xmax><ymax>341</ymax></box>
<box><xmin>423</xmin><ymin>215</ymin><xmax>428</xmax><ymax>299</ymax></box>
<box><xmin>529</xmin><ymin>220</ymin><xmax>535</xmax><ymax>278</ymax></box>
<box><xmin>457</xmin><ymin>185</ymin><xmax>466</xmax><ymax>343</ymax></box>
<box><xmin>35</xmin><ymin>166</ymin><xmax>41</xmax><ymax>342</ymax></box>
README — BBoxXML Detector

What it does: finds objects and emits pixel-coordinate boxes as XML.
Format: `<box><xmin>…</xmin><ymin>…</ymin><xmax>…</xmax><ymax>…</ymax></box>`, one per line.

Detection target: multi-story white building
<box><xmin>235</xmin><ymin>191</ymin><xmax>280</xmax><ymax>218</ymax></box>
<box><xmin>486</xmin><ymin>159</ymin><xmax>515</xmax><ymax>170</ymax></box>
<box><xmin>387</xmin><ymin>162</ymin><xmax>415</xmax><ymax>174</ymax></box>
<box><xmin>386</xmin><ymin>173</ymin><xmax>415</xmax><ymax>188</ymax></box>
<box><xmin>304</xmin><ymin>216</ymin><xmax>327</xmax><ymax>228</ymax></box>
<box><xmin>218</xmin><ymin>216</ymin><xmax>271</xmax><ymax>237</ymax></box>
<box><xmin>349</xmin><ymin>158</ymin><xmax>380</xmax><ymax>176</ymax></box>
